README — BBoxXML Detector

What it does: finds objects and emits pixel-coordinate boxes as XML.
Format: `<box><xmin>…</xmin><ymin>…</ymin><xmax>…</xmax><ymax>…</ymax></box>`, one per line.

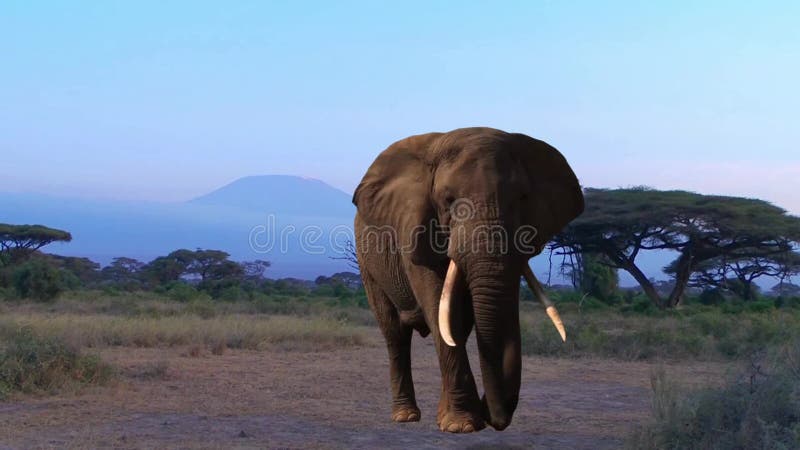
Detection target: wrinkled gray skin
<box><xmin>353</xmin><ymin>127</ymin><xmax>584</xmax><ymax>433</ymax></box>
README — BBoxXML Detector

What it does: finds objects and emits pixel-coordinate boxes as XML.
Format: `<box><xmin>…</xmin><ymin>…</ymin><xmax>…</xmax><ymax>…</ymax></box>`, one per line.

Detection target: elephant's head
<box><xmin>353</xmin><ymin>127</ymin><xmax>584</xmax><ymax>429</ymax></box>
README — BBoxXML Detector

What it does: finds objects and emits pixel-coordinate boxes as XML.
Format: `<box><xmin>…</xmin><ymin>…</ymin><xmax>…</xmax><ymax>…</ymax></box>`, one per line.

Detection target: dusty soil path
<box><xmin>0</xmin><ymin>331</ymin><xmax>730</xmax><ymax>449</ymax></box>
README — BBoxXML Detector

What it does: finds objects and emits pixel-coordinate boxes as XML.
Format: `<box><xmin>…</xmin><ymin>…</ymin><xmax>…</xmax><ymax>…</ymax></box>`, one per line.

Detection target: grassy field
<box><xmin>1</xmin><ymin>290</ymin><xmax>798</xmax><ymax>447</ymax></box>
<box><xmin>0</xmin><ymin>292</ymin><xmax>373</xmax><ymax>399</ymax></box>
<box><xmin>3</xmin><ymin>290</ymin><xmax>799</xmax><ymax>362</ymax></box>
<box><xmin>520</xmin><ymin>302</ymin><xmax>800</xmax><ymax>361</ymax></box>
<box><xmin>0</xmin><ymin>314</ymin><xmax>369</xmax><ymax>351</ymax></box>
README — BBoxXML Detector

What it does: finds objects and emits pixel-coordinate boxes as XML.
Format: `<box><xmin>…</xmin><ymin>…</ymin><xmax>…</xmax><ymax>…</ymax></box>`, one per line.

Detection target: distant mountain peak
<box><xmin>188</xmin><ymin>175</ymin><xmax>353</xmax><ymax>217</ymax></box>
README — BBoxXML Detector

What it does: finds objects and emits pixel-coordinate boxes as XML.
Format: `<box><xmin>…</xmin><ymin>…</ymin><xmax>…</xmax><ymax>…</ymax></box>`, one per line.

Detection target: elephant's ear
<box><xmin>511</xmin><ymin>133</ymin><xmax>584</xmax><ymax>249</ymax></box>
<box><xmin>353</xmin><ymin>133</ymin><xmax>443</xmax><ymax>259</ymax></box>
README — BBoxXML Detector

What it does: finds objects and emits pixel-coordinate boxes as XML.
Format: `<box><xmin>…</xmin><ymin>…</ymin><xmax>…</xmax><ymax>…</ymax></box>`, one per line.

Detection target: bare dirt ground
<box><xmin>0</xmin><ymin>331</ymin><xmax>731</xmax><ymax>449</ymax></box>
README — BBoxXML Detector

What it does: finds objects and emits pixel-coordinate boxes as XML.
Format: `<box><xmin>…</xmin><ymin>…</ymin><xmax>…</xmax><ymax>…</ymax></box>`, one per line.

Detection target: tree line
<box><xmin>2</xmin><ymin>187</ymin><xmax>799</xmax><ymax>308</ymax></box>
<box><xmin>550</xmin><ymin>188</ymin><xmax>800</xmax><ymax>308</ymax></box>
<box><xmin>0</xmin><ymin>224</ymin><xmax>361</xmax><ymax>302</ymax></box>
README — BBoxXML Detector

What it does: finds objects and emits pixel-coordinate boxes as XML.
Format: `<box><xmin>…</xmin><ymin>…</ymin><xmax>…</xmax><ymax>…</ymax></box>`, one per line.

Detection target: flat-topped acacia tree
<box><xmin>550</xmin><ymin>188</ymin><xmax>800</xmax><ymax>308</ymax></box>
<box><xmin>666</xmin><ymin>248</ymin><xmax>800</xmax><ymax>300</ymax></box>
<box><xmin>0</xmin><ymin>223</ymin><xmax>72</xmax><ymax>266</ymax></box>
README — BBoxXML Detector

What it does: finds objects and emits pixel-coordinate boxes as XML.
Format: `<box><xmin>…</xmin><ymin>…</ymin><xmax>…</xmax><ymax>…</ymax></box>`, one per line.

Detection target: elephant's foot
<box><xmin>437</xmin><ymin>410</ymin><xmax>485</xmax><ymax>433</ymax></box>
<box><xmin>391</xmin><ymin>405</ymin><xmax>421</xmax><ymax>422</ymax></box>
<box><xmin>436</xmin><ymin>392</ymin><xmax>485</xmax><ymax>433</ymax></box>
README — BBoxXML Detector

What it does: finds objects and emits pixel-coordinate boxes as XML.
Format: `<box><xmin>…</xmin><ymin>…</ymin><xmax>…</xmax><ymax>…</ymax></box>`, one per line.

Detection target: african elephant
<box><xmin>352</xmin><ymin>127</ymin><xmax>583</xmax><ymax>433</ymax></box>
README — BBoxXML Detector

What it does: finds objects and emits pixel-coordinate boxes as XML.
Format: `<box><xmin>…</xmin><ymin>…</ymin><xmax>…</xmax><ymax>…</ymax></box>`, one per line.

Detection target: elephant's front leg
<box><xmin>407</xmin><ymin>264</ymin><xmax>484</xmax><ymax>433</ymax></box>
<box><xmin>432</xmin><ymin>314</ymin><xmax>485</xmax><ymax>433</ymax></box>
<box><xmin>363</xmin><ymin>277</ymin><xmax>420</xmax><ymax>422</ymax></box>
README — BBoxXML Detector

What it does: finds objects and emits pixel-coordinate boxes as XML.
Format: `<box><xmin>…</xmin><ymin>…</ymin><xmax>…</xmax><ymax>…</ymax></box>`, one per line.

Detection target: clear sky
<box><xmin>2</xmin><ymin>1</ymin><xmax>798</xmax><ymax>213</ymax></box>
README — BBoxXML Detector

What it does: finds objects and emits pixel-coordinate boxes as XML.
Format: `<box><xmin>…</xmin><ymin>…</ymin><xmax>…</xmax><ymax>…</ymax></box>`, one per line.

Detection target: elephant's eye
<box><xmin>444</xmin><ymin>195</ymin><xmax>456</xmax><ymax>205</ymax></box>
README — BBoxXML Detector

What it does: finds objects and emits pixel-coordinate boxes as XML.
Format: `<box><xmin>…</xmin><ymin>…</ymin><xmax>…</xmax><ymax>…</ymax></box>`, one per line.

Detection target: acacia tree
<box><xmin>102</xmin><ymin>257</ymin><xmax>145</xmax><ymax>281</ymax></box>
<box><xmin>142</xmin><ymin>253</ymin><xmax>189</xmax><ymax>285</ymax></box>
<box><xmin>183</xmin><ymin>249</ymin><xmax>238</xmax><ymax>282</ymax></box>
<box><xmin>0</xmin><ymin>224</ymin><xmax>72</xmax><ymax>266</ymax></box>
<box><xmin>46</xmin><ymin>254</ymin><xmax>101</xmax><ymax>285</ymax></box>
<box><xmin>241</xmin><ymin>260</ymin><xmax>271</xmax><ymax>280</ymax></box>
<box><xmin>142</xmin><ymin>249</ymin><xmax>245</xmax><ymax>287</ymax></box>
<box><xmin>551</xmin><ymin>188</ymin><xmax>800</xmax><ymax>308</ymax></box>
<box><xmin>667</xmin><ymin>250</ymin><xmax>800</xmax><ymax>300</ymax></box>
<box><xmin>100</xmin><ymin>257</ymin><xmax>146</xmax><ymax>289</ymax></box>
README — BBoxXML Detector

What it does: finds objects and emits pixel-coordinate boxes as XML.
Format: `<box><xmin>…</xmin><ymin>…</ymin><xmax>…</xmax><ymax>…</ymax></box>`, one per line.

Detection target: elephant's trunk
<box><xmin>467</xmin><ymin>260</ymin><xmax>521</xmax><ymax>430</ymax></box>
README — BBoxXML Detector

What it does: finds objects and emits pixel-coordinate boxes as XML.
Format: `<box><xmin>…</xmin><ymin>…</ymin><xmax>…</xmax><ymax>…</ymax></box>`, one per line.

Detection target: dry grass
<box><xmin>519</xmin><ymin>305</ymin><xmax>800</xmax><ymax>361</ymax></box>
<box><xmin>626</xmin><ymin>339</ymin><xmax>800</xmax><ymax>449</ymax></box>
<box><xmin>0</xmin><ymin>313</ymin><xmax>371</xmax><ymax>352</ymax></box>
<box><xmin>0</xmin><ymin>327</ymin><xmax>115</xmax><ymax>398</ymax></box>
<box><xmin>0</xmin><ymin>290</ymin><xmax>377</xmax><ymax>325</ymax></box>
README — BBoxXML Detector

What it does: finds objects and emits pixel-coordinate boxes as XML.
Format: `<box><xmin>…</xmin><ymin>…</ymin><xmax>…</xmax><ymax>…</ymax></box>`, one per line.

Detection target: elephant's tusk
<box><xmin>522</xmin><ymin>265</ymin><xmax>567</xmax><ymax>342</ymax></box>
<box><xmin>438</xmin><ymin>260</ymin><xmax>459</xmax><ymax>347</ymax></box>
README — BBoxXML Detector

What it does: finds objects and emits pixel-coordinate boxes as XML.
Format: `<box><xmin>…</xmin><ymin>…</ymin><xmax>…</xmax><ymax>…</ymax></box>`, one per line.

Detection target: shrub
<box><xmin>620</xmin><ymin>295</ymin><xmax>658</xmax><ymax>315</ymax></box>
<box><xmin>216</xmin><ymin>285</ymin><xmax>246</xmax><ymax>302</ymax></box>
<box><xmin>627</xmin><ymin>344</ymin><xmax>800</xmax><ymax>449</ymax></box>
<box><xmin>0</xmin><ymin>286</ymin><xmax>13</xmax><ymax>301</ymax></box>
<box><xmin>58</xmin><ymin>270</ymin><xmax>82</xmax><ymax>291</ymax></box>
<box><xmin>577</xmin><ymin>296</ymin><xmax>609</xmax><ymax>311</ymax></box>
<box><xmin>780</xmin><ymin>296</ymin><xmax>800</xmax><ymax>309</ymax></box>
<box><xmin>721</xmin><ymin>301</ymin><xmax>745</xmax><ymax>314</ymax></box>
<box><xmin>12</xmin><ymin>260</ymin><xmax>64</xmax><ymax>301</ymax></box>
<box><xmin>0</xmin><ymin>327</ymin><xmax>114</xmax><ymax>398</ymax></box>
<box><xmin>746</xmin><ymin>300</ymin><xmax>775</xmax><ymax>313</ymax></box>
<box><xmin>579</xmin><ymin>253</ymin><xmax>619</xmax><ymax>303</ymax></box>
<box><xmin>689</xmin><ymin>312</ymin><xmax>732</xmax><ymax>339</ymax></box>
<box><xmin>165</xmin><ymin>282</ymin><xmax>201</xmax><ymax>302</ymax></box>
<box><xmin>698</xmin><ymin>287</ymin><xmax>727</xmax><ymax>305</ymax></box>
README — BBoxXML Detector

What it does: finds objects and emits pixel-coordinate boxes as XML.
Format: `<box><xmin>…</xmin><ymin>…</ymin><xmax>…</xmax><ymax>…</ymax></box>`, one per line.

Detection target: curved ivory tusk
<box><xmin>522</xmin><ymin>265</ymin><xmax>567</xmax><ymax>342</ymax></box>
<box><xmin>438</xmin><ymin>260</ymin><xmax>459</xmax><ymax>347</ymax></box>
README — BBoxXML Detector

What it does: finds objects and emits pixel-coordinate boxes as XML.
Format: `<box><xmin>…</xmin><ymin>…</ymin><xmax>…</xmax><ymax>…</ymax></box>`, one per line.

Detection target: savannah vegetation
<box><xmin>1</xmin><ymin>187</ymin><xmax>799</xmax><ymax>443</ymax></box>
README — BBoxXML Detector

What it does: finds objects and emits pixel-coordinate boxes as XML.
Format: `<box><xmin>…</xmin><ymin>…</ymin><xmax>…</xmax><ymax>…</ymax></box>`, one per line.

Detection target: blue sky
<box><xmin>2</xmin><ymin>1</ymin><xmax>798</xmax><ymax>213</ymax></box>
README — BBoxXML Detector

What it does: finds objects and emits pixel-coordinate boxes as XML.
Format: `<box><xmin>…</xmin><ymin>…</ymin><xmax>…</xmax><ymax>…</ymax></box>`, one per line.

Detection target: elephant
<box><xmin>352</xmin><ymin>127</ymin><xmax>584</xmax><ymax>433</ymax></box>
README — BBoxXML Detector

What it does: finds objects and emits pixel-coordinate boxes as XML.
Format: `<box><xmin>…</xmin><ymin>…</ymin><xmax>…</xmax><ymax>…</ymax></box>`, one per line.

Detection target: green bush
<box><xmin>165</xmin><ymin>282</ymin><xmax>202</xmax><ymax>302</ymax></box>
<box><xmin>578</xmin><ymin>296</ymin><xmax>609</xmax><ymax>311</ymax></box>
<box><xmin>0</xmin><ymin>286</ymin><xmax>13</xmax><ymax>301</ymax></box>
<box><xmin>12</xmin><ymin>260</ymin><xmax>64</xmax><ymax>301</ymax></box>
<box><xmin>721</xmin><ymin>301</ymin><xmax>745</xmax><ymax>314</ymax></box>
<box><xmin>0</xmin><ymin>327</ymin><xmax>114</xmax><ymax>398</ymax></box>
<box><xmin>627</xmin><ymin>341</ymin><xmax>800</xmax><ymax>449</ymax></box>
<box><xmin>746</xmin><ymin>300</ymin><xmax>775</xmax><ymax>313</ymax></box>
<box><xmin>58</xmin><ymin>270</ymin><xmax>82</xmax><ymax>291</ymax></box>
<box><xmin>580</xmin><ymin>253</ymin><xmax>619</xmax><ymax>303</ymax></box>
<box><xmin>779</xmin><ymin>296</ymin><xmax>800</xmax><ymax>309</ymax></box>
<box><xmin>620</xmin><ymin>295</ymin><xmax>658</xmax><ymax>315</ymax></box>
<box><xmin>689</xmin><ymin>312</ymin><xmax>733</xmax><ymax>339</ymax></box>
<box><xmin>216</xmin><ymin>285</ymin><xmax>246</xmax><ymax>302</ymax></box>
<box><xmin>698</xmin><ymin>287</ymin><xmax>727</xmax><ymax>305</ymax></box>
<box><xmin>520</xmin><ymin>318</ymin><xmax>570</xmax><ymax>357</ymax></box>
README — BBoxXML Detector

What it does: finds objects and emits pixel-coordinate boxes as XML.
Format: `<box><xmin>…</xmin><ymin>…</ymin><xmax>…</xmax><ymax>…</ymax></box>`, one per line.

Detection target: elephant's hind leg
<box><xmin>363</xmin><ymin>275</ymin><xmax>420</xmax><ymax>422</ymax></box>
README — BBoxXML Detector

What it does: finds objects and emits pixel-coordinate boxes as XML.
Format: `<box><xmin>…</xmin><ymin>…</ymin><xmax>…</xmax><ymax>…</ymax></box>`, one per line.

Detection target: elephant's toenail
<box><xmin>463</xmin><ymin>423</ymin><xmax>474</xmax><ymax>432</ymax></box>
<box><xmin>447</xmin><ymin>423</ymin><xmax>460</xmax><ymax>432</ymax></box>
